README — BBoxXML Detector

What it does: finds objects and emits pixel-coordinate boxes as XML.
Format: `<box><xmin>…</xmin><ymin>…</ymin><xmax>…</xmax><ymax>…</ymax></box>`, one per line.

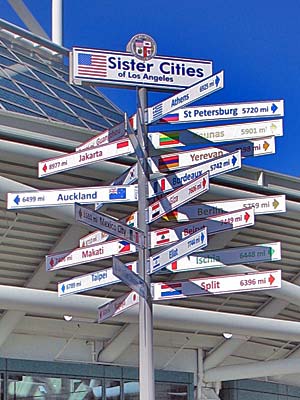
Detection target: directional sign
<box><xmin>150</xmin><ymin>207</ymin><xmax>255</xmax><ymax>249</ymax></box>
<box><xmin>72</xmin><ymin>47</ymin><xmax>213</xmax><ymax>90</ymax></box>
<box><xmin>58</xmin><ymin>261</ymin><xmax>138</xmax><ymax>296</ymax></box>
<box><xmin>7</xmin><ymin>184</ymin><xmax>138</xmax><ymax>209</ymax></box>
<box><xmin>98</xmin><ymin>291</ymin><xmax>139</xmax><ymax>323</ymax></box>
<box><xmin>162</xmin><ymin>195</ymin><xmax>286</xmax><ymax>222</ymax></box>
<box><xmin>147</xmin><ymin>172</ymin><xmax>209</xmax><ymax>223</ymax></box>
<box><xmin>75</xmin><ymin>204</ymin><xmax>145</xmax><ymax>248</ymax></box>
<box><xmin>76</xmin><ymin>120</ymin><xmax>127</xmax><ymax>152</ymax></box>
<box><xmin>147</xmin><ymin>71</ymin><xmax>224</xmax><ymax>124</ymax></box>
<box><xmin>38</xmin><ymin>138</ymin><xmax>133</xmax><ymax>177</ymax></box>
<box><xmin>113</xmin><ymin>257</ymin><xmax>149</xmax><ymax>299</ymax></box>
<box><xmin>149</xmin><ymin>227</ymin><xmax>207</xmax><ymax>274</ymax></box>
<box><xmin>165</xmin><ymin>242</ymin><xmax>281</xmax><ymax>273</ymax></box>
<box><xmin>152</xmin><ymin>270</ymin><xmax>281</xmax><ymax>300</ymax></box>
<box><xmin>95</xmin><ymin>163</ymin><xmax>138</xmax><ymax>211</ymax></box>
<box><xmin>148</xmin><ymin>150</ymin><xmax>242</xmax><ymax>198</ymax></box>
<box><xmin>160</xmin><ymin>99</ymin><xmax>284</xmax><ymax>124</ymax></box>
<box><xmin>46</xmin><ymin>239</ymin><xmax>136</xmax><ymax>271</ymax></box>
<box><xmin>79</xmin><ymin>211</ymin><xmax>139</xmax><ymax>248</ymax></box>
<box><xmin>148</xmin><ymin>119</ymin><xmax>283</xmax><ymax>149</ymax></box>
<box><xmin>148</xmin><ymin>136</ymin><xmax>275</xmax><ymax>173</ymax></box>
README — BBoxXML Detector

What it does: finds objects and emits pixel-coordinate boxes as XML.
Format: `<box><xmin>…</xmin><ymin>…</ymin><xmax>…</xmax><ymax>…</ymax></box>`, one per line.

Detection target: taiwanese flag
<box><xmin>158</xmin><ymin>154</ymin><xmax>179</xmax><ymax>171</ymax></box>
<box><xmin>118</xmin><ymin>240</ymin><xmax>131</xmax><ymax>253</ymax></box>
<box><xmin>159</xmin><ymin>132</ymin><xmax>180</xmax><ymax>147</ymax></box>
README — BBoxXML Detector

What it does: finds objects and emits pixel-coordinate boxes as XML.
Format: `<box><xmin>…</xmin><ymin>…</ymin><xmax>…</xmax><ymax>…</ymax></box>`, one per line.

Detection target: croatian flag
<box><xmin>77</xmin><ymin>52</ymin><xmax>107</xmax><ymax>77</ymax></box>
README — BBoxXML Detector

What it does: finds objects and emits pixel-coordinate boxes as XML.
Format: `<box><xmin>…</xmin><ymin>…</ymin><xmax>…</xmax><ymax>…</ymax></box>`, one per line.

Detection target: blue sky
<box><xmin>1</xmin><ymin>0</ymin><xmax>299</xmax><ymax>176</ymax></box>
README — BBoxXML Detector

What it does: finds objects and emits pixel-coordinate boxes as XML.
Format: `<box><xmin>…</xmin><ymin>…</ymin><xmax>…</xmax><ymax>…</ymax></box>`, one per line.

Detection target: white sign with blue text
<box><xmin>71</xmin><ymin>47</ymin><xmax>213</xmax><ymax>90</ymax></box>
<box><xmin>147</xmin><ymin>71</ymin><xmax>224</xmax><ymax>124</ymax></box>
<box><xmin>149</xmin><ymin>227</ymin><xmax>207</xmax><ymax>274</ymax></box>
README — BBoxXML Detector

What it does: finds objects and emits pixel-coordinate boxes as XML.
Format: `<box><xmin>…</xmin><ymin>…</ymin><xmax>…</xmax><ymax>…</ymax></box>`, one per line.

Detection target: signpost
<box><xmin>98</xmin><ymin>291</ymin><xmax>139</xmax><ymax>323</ymax></box>
<box><xmin>150</xmin><ymin>207</ymin><xmax>255</xmax><ymax>249</ymax></box>
<box><xmin>76</xmin><ymin>119</ymin><xmax>128</xmax><ymax>151</ymax></box>
<box><xmin>38</xmin><ymin>138</ymin><xmax>133</xmax><ymax>177</ymax></box>
<box><xmin>152</xmin><ymin>270</ymin><xmax>281</xmax><ymax>300</ymax></box>
<box><xmin>10</xmin><ymin>33</ymin><xmax>284</xmax><ymax>400</ymax></box>
<box><xmin>148</xmin><ymin>136</ymin><xmax>275</xmax><ymax>173</ymax></box>
<box><xmin>148</xmin><ymin>150</ymin><xmax>242</xmax><ymax>198</ymax></box>
<box><xmin>162</xmin><ymin>195</ymin><xmax>286</xmax><ymax>222</ymax></box>
<box><xmin>165</xmin><ymin>242</ymin><xmax>281</xmax><ymax>273</ymax></box>
<box><xmin>148</xmin><ymin>119</ymin><xmax>283</xmax><ymax>149</ymax></box>
<box><xmin>147</xmin><ymin>71</ymin><xmax>224</xmax><ymax>124</ymax></box>
<box><xmin>7</xmin><ymin>185</ymin><xmax>138</xmax><ymax>209</ymax></box>
<box><xmin>149</xmin><ymin>227</ymin><xmax>208</xmax><ymax>274</ymax></box>
<box><xmin>160</xmin><ymin>99</ymin><xmax>284</xmax><ymax>124</ymax></box>
<box><xmin>46</xmin><ymin>239</ymin><xmax>136</xmax><ymax>271</ymax></box>
<box><xmin>147</xmin><ymin>172</ymin><xmax>209</xmax><ymax>223</ymax></box>
<box><xmin>75</xmin><ymin>204</ymin><xmax>145</xmax><ymax>248</ymax></box>
<box><xmin>58</xmin><ymin>262</ymin><xmax>137</xmax><ymax>296</ymax></box>
<box><xmin>71</xmin><ymin>47</ymin><xmax>213</xmax><ymax>90</ymax></box>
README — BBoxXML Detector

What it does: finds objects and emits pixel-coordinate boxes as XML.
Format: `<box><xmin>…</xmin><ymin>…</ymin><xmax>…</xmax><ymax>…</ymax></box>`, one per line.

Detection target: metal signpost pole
<box><xmin>137</xmin><ymin>87</ymin><xmax>155</xmax><ymax>400</ymax></box>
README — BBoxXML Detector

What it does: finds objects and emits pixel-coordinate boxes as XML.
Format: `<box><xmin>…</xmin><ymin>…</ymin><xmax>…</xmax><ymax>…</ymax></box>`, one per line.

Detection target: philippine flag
<box><xmin>118</xmin><ymin>241</ymin><xmax>131</xmax><ymax>253</ymax></box>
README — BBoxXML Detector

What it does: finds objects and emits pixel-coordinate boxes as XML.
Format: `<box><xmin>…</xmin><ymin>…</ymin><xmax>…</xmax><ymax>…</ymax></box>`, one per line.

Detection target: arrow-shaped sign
<box><xmin>7</xmin><ymin>184</ymin><xmax>138</xmax><ymax>209</ymax></box>
<box><xmin>150</xmin><ymin>207</ymin><xmax>255</xmax><ymax>249</ymax></box>
<box><xmin>148</xmin><ymin>119</ymin><xmax>283</xmax><ymax>149</ymax></box>
<box><xmin>148</xmin><ymin>136</ymin><xmax>275</xmax><ymax>173</ymax></box>
<box><xmin>75</xmin><ymin>204</ymin><xmax>145</xmax><ymax>248</ymax></box>
<box><xmin>148</xmin><ymin>150</ymin><xmax>242</xmax><ymax>198</ymax></box>
<box><xmin>98</xmin><ymin>291</ymin><xmax>139</xmax><ymax>323</ymax></box>
<box><xmin>161</xmin><ymin>195</ymin><xmax>286</xmax><ymax>222</ymax></box>
<box><xmin>147</xmin><ymin>172</ymin><xmax>209</xmax><ymax>223</ymax></box>
<box><xmin>147</xmin><ymin>71</ymin><xmax>224</xmax><ymax>124</ymax></box>
<box><xmin>165</xmin><ymin>242</ymin><xmax>281</xmax><ymax>273</ymax></box>
<box><xmin>152</xmin><ymin>270</ymin><xmax>282</xmax><ymax>300</ymax></box>
<box><xmin>46</xmin><ymin>239</ymin><xmax>136</xmax><ymax>271</ymax></box>
<box><xmin>38</xmin><ymin>138</ymin><xmax>134</xmax><ymax>177</ymax></box>
<box><xmin>113</xmin><ymin>257</ymin><xmax>150</xmax><ymax>300</ymax></box>
<box><xmin>149</xmin><ymin>227</ymin><xmax>208</xmax><ymax>274</ymax></box>
<box><xmin>160</xmin><ymin>99</ymin><xmax>284</xmax><ymax>124</ymax></box>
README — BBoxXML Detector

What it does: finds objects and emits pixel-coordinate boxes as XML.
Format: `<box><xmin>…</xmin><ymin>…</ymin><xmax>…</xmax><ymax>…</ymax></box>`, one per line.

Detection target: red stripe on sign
<box><xmin>117</xmin><ymin>140</ymin><xmax>129</xmax><ymax>149</ymax></box>
<box><xmin>171</xmin><ymin>261</ymin><xmax>177</xmax><ymax>270</ymax></box>
<box><xmin>161</xmin><ymin>283</ymin><xmax>182</xmax><ymax>290</ymax></box>
<box><xmin>151</xmin><ymin>202</ymin><xmax>160</xmax><ymax>211</ymax></box>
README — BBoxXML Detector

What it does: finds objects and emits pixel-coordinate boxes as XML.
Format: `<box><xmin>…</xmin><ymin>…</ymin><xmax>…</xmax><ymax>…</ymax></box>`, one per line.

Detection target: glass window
<box><xmin>0</xmin><ymin>100</ymin><xmax>46</xmax><ymax>117</ymax></box>
<box><xmin>0</xmin><ymin>54</ymin><xmax>18</xmax><ymax>67</ymax></box>
<box><xmin>123</xmin><ymin>381</ymin><xmax>139</xmax><ymax>400</ymax></box>
<box><xmin>7</xmin><ymin>374</ymin><xmax>104</xmax><ymax>400</ymax></box>
<box><xmin>19</xmin><ymin>84</ymin><xmax>71</xmax><ymax>111</ymax></box>
<box><xmin>37</xmin><ymin>102</ymin><xmax>86</xmax><ymax>126</ymax></box>
<box><xmin>13</xmin><ymin>72</ymin><xmax>52</xmax><ymax>93</ymax></box>
<box><xmin>155</xmin><ymin>382</ymin><xmax>189</xmax><ymax>400</ymax></box>
<box><xmin>50</xmin><ymin>86</ymin><xmax>95</xmax><ymax>110</ymax></box>
<box><xmin>105</xmin><ymin>379</ymin><xmax>121</xmax><ymax>400</ymax></box>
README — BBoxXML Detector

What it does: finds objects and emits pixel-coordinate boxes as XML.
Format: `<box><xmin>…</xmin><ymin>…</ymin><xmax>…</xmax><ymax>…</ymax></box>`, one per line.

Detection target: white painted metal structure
<box><xmin>1</xmin><ymin>4</ymin><xmax>300</xmax><ymax>399</ymax></box>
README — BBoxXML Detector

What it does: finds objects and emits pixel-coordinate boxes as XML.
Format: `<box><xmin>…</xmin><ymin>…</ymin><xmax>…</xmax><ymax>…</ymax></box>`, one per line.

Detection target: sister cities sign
<box><xmin>71</xmin><ymin>47</ymin><xmax>213</xmax><ymax>90</ymax></box>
